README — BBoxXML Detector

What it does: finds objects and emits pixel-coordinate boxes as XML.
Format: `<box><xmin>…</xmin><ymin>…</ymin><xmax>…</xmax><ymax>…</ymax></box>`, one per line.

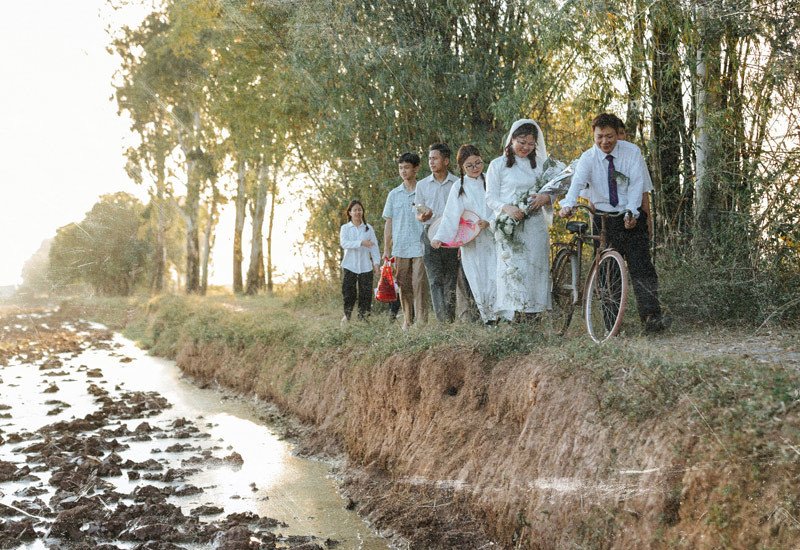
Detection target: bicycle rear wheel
<box><xmin>550</xmin><ymin>247</ymin><xmax>577</xmax><ymax>335</ymax></box>
<box><xmin>584</xmin><ymin>250</ymin><xmax>628</xmax><ymax>343</ymax></box>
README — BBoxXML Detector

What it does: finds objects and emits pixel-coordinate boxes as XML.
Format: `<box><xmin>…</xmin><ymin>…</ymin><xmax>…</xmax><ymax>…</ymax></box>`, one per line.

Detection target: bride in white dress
<box><xmin>431</xmin><ymin>145</ymin><xmax>497</xmax><ymax>323</ymax></box>
<box><xmin>485</xmin><ymin>119</ymin><xmax>553</xmax><ymax>321</ymax></box>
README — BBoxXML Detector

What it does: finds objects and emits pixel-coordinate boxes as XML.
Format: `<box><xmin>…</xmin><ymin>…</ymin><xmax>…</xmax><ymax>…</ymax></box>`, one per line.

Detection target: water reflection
<box><xmin>1</xmin><ymin>324</ymin><xmax>387</xmax><ymax>549</ymax></box>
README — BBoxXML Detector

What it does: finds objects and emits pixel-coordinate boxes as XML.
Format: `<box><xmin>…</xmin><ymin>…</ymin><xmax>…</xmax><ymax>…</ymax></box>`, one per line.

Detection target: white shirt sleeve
<box><xmin>433</xmin><ymin>181</ymin><xmax>463</xmax><ymax>243</ymax></box>
<box><xmin>367</xmin><ymin>226</ymin><xmax>381</xmax><ymax>265</ymax></box>
<box><xmin>415</xmin><ymin>178</ymin><xmax>429</xmax><ymax>209</ymax></box>
<box><xmin>624</xmin><ymin>152</ymin><xmax>645</xmax><ymax>216</ymax></box>
<box><xmin>340</xmin><ymin>224</ymin><xmax>362</xmax><ymax>250</ymax></box>
<box><xmin>560</xmin><ymin>153</ymin><xmax>590</xmax><ymax>208</ymax></box>
<box><xmin>381</xmin><ymin>191</ymin><xmax>393</xmax><ymax>220</ymax></box>
<box><xmin>485</xmin><ymin>159</ymin><xmax>505</xmax><ymax>215</ymax></box>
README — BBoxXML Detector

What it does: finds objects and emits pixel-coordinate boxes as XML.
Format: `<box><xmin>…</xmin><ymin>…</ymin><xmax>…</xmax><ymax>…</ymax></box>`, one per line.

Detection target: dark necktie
<box><xmin>606</xmin><ymin>154</ymin><xmax>619</xmax><ymax>207</ymax></box>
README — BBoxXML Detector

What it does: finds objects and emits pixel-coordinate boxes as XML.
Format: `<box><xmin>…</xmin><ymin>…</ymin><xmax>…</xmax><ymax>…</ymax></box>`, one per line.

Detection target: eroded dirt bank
<box><xmin>54</xmin><ymin>298</ymin><xmax>800</xmax><ymax>549</ymax></box>
<box><xmin>0</xmin><ymin>307</ymin><xmax>381</xmax><ymax>549</ymax></box>
<box><xmin>169</xmin><ymin>334</ymin><xmax>799</xmax><ymax>548</ymax></box>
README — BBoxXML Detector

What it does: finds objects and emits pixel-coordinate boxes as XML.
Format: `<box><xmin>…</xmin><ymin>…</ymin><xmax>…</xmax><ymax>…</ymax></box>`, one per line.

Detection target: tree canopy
<box><xmin>104</xmin><ymin>0</ymin><xmax>798</xmax><ymax>320</ymax></box>
<box><xmin>48</xmin><ymin>192</ymin><xmax>154</xmax><ymax>296</ymax></box>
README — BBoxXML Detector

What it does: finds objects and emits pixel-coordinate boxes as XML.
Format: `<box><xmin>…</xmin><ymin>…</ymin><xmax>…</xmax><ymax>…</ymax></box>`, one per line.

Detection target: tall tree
<box><xmin>245</xmin><ymin>162</ymin><xmax>269</xmax><ymax>295</ymax></box>
<box><xmin>232</xmin><ymin>161</ymin><xmax>248</xmax><ymax>294</ymax></box>
<box><xmin>200</xmin><ymin>183</ymin><xmax>221</xmax><ymax>295</ymax></box>
<box><xmin>650</xmin><ymin>1</ymin><xmax>689</xmax><ymax>237</ymax></box>
<box><xmin>113</xmin><ymin>14</ymin><xmax>177</xmax><ymax>293</ymax></box>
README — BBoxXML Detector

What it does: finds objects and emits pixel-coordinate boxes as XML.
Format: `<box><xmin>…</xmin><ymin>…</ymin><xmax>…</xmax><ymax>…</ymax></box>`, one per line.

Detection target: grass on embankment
<box><xmin>66</xmin><ymin>291</ymin><xmax>799</xmax><ymax>432</ymax></box>
<box><xmin>59</xmin><ymin>291</ymin><xmax>800</xmax><ymax>545</ymax></box>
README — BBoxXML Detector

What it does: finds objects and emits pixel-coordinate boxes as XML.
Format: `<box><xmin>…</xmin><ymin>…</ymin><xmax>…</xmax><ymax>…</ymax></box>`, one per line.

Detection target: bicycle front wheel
<box><xmin>550</xmin><ymin>247</ymin><xmax>577</xmax><ymax>335</ymax></box>
<box><xmin>584</xmin><ymin>250</ymin><xmax>628</xmax><ymax>343</ymax></box>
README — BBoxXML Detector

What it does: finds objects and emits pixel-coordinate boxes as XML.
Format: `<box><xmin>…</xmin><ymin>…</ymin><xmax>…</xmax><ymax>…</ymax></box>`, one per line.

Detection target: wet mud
<box><xmin>0</xmin><ymin>309</ymin><xmax>353</xmax><ymax>550</ymax></box>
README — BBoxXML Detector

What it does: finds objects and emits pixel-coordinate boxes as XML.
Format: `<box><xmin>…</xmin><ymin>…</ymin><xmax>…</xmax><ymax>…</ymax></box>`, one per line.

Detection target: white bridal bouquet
<box><xmin>492</xmin><ymin>157</ymin><xmax>573</xmax><ymax>249</ymax></box>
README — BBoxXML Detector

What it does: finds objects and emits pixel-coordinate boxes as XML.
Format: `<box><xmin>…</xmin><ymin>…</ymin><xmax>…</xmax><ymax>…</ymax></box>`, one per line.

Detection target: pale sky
<box><xmin>0</xmin><ymin>0</ymin><xmax>311</xmax><ymax>288</ymax></box>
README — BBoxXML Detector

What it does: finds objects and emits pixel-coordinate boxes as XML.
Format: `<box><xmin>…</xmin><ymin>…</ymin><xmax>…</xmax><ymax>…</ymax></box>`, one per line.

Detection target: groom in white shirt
<box><xmin>560</xmin><ymin>113</ymin><xmax>668</xmax><ymax>333</ymax></box>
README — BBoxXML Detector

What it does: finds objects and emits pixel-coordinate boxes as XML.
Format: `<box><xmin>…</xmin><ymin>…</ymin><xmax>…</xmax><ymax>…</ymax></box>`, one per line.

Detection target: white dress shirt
<box><xmin>415</xmin><ymin>172</ymin><xmax>458</xmax><ymax>225</ymax></box>
<box><xmin>340</xmin><ymin>221</ymin><xmax>380</xmax><ymax>273</ymax></box>
<box><xmin>578</xmin><ymin>140</ymin><xmax>652</xmax><ymax>198</ymax></box>
<box><xmin>561</xmin><ymin>142</ymin><xmax>646</xmax><ymax>216</ymax></box>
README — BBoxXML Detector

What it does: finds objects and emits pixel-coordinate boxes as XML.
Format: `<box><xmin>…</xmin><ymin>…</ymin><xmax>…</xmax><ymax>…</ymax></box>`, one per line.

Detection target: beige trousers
<box><xmin>395</xmin><ymin>257</ymin><xmax>430</xmax><ymax>326</ymax></box>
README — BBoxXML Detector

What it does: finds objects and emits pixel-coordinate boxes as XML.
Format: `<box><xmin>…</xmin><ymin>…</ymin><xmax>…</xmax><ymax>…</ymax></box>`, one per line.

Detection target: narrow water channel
<box><xmin>0</xmin><ymin>311</ymin><xmax>388</xmax><ymax>549</ymax></box>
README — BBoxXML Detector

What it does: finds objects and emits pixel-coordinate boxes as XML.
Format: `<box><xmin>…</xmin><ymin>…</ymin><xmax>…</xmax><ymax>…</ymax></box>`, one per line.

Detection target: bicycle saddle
<box><xmin>566</xmin><ymin>221</ymin><xmax>588</xmax><ymax>234</ymax></box>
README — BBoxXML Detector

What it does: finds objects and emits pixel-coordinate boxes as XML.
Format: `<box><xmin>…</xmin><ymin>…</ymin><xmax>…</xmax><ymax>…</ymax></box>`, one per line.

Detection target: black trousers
<box><xmin>342</xmin><ymin>268</ymin><xmax>374</xmax><ymax>319</ymax></box>
<box><xmin>594</xmin><ymin>211</ymin><xmax>662</xmax><ymax>322</ymax></box>
<box><xmin>421</xmin><ymin>231</ymin><xmax>459</xmax><ymax>323</ymax></box>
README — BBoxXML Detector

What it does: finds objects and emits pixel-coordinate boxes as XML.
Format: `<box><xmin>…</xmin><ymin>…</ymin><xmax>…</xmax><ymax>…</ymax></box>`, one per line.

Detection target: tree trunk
<box><xmin>184</xmin><ymin>159</ymin><xmax>201</xmax><ymax>294</ymax></box>
<box><xmin>650</xmin><ymin>1</ymin><xmax>685</xmax><ymax>238</ymax></box>
<box><xmin>199</xmin><ymin>184</ymin><xmax>219</xmax><ymax>296</ymax></box>
<box><xmin>694</xmin><ymin>4</ymin><xmax>722</xmax><ymax>244</ymax></box>
<box><xmin>626</xmin><ymin>0</ymin><xmax>646</xmax><ymax>140</ymax></box>
<box><xmin>257</xmin><ymin>249</ymin><xmax>266</xmax><ymax>289</ymax></box>
<box><xmin>265</xmin><ymin>170</ymin><xmax>278</xmax><ymax>294</ymax></box>
<box><xmin>232</xmin><ymin>160</ymin><xmax>248</xmax><ymax>294</ymax></box>
<box><xmin>182</xmin><ymin>111</ymin><xmax>203</xmax><ymax>294</ymax></box>
<box><xmin>245</xmin><ymin>162</ymin><xmax>268</xmax><ymax>295</ymax></box>
<box><xmin>151</xmin><ymin>150</ymin><xmax>167</xmax><ymax>294</ymax></box>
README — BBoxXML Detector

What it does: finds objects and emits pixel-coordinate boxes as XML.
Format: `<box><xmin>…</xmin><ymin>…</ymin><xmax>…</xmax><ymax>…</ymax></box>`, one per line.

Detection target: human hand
<box><xmin>361</xmin><ymin>239</ymin><xmax>374</xmax><ymax>247</ymax></box>
<box><xmin>431</xmin><ymin>239</ymin><xmax>442</xmax><ymax>249</ymax></box>
<box><xmin>478</xmin><ymin>220</ymin><xmax>490</xmax><ymax>230</ymax></box>
<box><xmin>559</xmin><ymin>206</ymin><xmax>574</xmax><ymax>218</ymax></box>
<box><xmin>528</xmin><ymin>193</ymin><xmax>550</xmax><ymax>210</ymax></box>
<box><xmin>624</xmin><ymin>212</ymin><xmax>638</xmax><ymax>230</ymax></box>
<box><xmin>416</xmin><ymin>209</ymin><xmax>433</xmax><ymax>222</ymax></box>
<box><xmin>503</xmin><ymin>204</ymin><xmax>525</xmax><ymax>221</ymax></box>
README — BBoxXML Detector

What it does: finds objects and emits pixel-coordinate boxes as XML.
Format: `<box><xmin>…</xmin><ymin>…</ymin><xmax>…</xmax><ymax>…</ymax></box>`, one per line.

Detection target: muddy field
<box><xmin>0</xmin><ymin>308</ymin><xmax>372</xmax><ymax>549</ymax></box>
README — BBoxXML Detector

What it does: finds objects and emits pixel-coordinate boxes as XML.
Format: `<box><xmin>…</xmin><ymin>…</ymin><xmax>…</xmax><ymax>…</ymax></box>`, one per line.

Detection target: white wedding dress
<box><xmin>486</xmin><ymin>155</ymin><xmax>552</xmax><ymax>319</ymax></box>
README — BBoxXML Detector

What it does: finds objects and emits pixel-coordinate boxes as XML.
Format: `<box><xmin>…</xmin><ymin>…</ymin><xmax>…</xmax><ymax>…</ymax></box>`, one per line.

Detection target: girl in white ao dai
<box><xmin>485</xmin><ymin>119</ymin><xmax>553</xmax><ymax>320</ymax></box>
<box><xmin>431</xmin><ymin>144</ymin><xmax>497</xmax><ymax>323</ymax></box>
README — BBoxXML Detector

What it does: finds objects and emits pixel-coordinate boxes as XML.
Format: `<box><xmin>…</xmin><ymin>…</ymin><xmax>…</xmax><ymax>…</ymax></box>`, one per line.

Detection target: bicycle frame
<box><xmin>551</xmin><ymin>205</ymin><xmax>629</xmax><ymax>341</ymax></box>
<box><xmin>551</xmin><ymin>205</ymin><xmax>605</xmax><ymax>303</ymax></box>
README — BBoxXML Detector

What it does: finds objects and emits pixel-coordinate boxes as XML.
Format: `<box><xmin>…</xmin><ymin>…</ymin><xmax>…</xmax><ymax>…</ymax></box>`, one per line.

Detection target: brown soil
<box><xmin>170</xmin><ymin>325</ymin><xmax>800</xmax><ymax>549</ymax></box>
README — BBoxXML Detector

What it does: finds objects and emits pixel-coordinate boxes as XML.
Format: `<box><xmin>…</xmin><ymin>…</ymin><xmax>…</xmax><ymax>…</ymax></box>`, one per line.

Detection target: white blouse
<box><xmin>433</xmin><ymin>175</ymin><xmax>490</xmax><ymax>243</ymax></box>
<box><xmin>340</xmin><ymin>222</ymin><xmax>381</xmax><ymax>273</ymax></box>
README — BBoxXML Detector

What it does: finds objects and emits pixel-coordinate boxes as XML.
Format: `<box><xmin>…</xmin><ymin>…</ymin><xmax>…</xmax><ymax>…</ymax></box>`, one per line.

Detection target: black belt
<box><xmin>594</xmin><ymin>210</ymin><xmax>627</xmax><ymax>216</ymax></box>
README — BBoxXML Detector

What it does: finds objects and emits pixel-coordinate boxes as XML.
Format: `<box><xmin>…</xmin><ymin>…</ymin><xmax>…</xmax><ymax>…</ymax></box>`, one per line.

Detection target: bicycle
<box><xmin>550</xmin><ymin>204</ymin><xmax>630</xmax><ymax>342</ymax></box>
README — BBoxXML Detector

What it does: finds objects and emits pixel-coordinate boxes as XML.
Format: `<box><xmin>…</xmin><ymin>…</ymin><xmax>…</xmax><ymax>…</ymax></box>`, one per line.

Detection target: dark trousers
<box><xmin>342</xmin><ymin>268</ymin><xmax>373</xmax><ymax>319</ymax></box>
<box><xmin>456</xmin><ymin>261</ymin><xmax>480</xmax><ymax>322</ymax></box>
<box><xmin>422</xmin><ymin>231</ymin><xmax>459</xmax><ymax>322</ymax></box>
<box><xmin>594</xmin><ymin>211</ymin><xmax>662</xmax><ymax>322</ymax></box>
<box><xmin>389</xmin><ymin>298</ymin><xmax>401</xmax><ymax>319</ymax></box>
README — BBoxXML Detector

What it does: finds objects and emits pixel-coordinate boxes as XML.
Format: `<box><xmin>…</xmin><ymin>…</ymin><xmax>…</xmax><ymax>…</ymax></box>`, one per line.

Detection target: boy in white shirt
<box><xmin>382</xmin><ymin>153</ymin><xmax>431</xmax><ymax>329</ymax></box>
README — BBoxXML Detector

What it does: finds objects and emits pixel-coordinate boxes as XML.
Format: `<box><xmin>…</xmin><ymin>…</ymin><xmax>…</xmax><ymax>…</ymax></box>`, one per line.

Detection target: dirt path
<box><xmin>649</xmin><ymin>326</ymin><xmax>799</xmax><ymax>367</ymax></box>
